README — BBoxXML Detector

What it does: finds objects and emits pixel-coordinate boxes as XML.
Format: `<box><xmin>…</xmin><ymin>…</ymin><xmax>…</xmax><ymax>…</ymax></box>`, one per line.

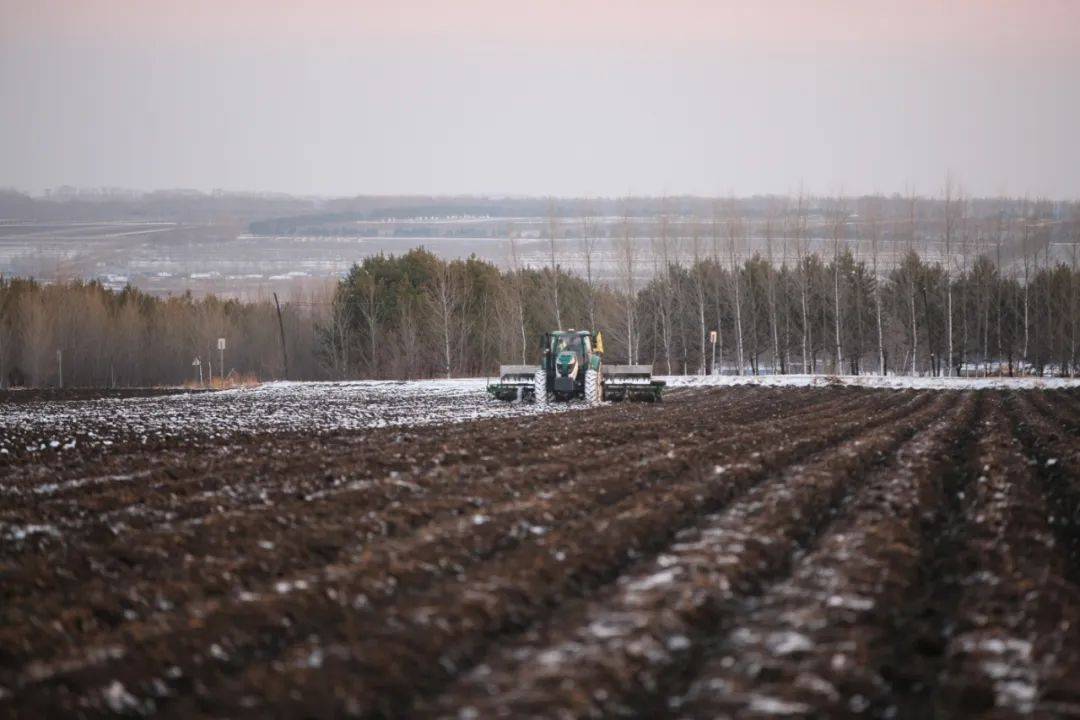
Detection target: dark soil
<box><xmin>2</xmin><ymin>386</ymin><xmax>1078</xmax><ymax>719</ymax></box>
<box><xmin>0</xmin><ymin>387</ymin><xmax>206</xmax><ymax>405</ymax></box>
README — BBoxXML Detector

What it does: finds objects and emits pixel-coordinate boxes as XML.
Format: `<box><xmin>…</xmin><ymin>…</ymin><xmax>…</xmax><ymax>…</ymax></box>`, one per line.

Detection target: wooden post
<box><xmin>273</xmin><ymin>292</ymin><xmax>289</xmax><ymax>380</ymax></box>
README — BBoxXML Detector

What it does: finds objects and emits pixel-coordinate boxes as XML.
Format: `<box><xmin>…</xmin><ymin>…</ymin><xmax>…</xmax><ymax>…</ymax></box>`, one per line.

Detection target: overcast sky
<box><xmin>2</xmin><ymin>0</ymin><xmax>1079</xmax><ymax>199</ymax></box>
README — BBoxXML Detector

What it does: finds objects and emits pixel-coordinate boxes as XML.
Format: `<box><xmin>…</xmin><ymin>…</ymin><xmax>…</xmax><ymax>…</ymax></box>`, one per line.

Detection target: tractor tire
<box><xmin>533</xmin><ymin>367</ymin><xmax>547</xmax><ymax>405</ymax></box>
<box><xmin>584</xmin><ymin>368</ymin><xmax>601</xmax><ymax>405</ymax></box>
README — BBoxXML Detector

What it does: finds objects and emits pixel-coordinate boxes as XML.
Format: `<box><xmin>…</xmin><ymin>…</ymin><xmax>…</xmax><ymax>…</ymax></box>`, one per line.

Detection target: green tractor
<box><xmin>487</xmin><ymin>329</ymin><xmax>664</xmax><ymax>404</ymax></box>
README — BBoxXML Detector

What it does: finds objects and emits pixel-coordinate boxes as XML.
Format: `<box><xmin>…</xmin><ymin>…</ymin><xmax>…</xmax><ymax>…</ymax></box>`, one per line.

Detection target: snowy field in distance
<box><xmin>6</xmin><ymin>373</ymin><xmax>1076</xmax><ymax>460</ymax></box>
<box><xmin>663</xmin><ymin>373</ymin><xmax>1080</xmax><ymax>390</ymax></box>
<box><xmin>0</xmin><ymin>379</ymin><xmax>571</xmax><ymax>457</ymax></box>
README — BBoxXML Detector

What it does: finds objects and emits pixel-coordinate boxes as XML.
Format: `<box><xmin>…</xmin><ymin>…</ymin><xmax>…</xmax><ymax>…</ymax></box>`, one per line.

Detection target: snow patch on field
<box><xmin>663</xmin><ymin>374</ymin><xmax>1080</xmax><ymax>390</ymax></box>
<box><xmin>0</xmin><ymin>379</ymin><xmax>572</xmax><ymax>456</ymax></box>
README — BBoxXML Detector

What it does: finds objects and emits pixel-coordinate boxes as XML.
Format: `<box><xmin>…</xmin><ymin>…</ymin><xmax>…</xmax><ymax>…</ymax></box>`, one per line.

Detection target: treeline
<box><xmin>325</xmin><ymin>244</ymin><xmax>1079</xmax><ymax>380</ymax></box>
<box><xmin>2</xmin><ymin>243</ymin><xmax>1077</xmax><ymax>388</ymax></box>
<box><xmin>0</xmin><ymin>278</ymin><xmax>329</xmax><ymax>388</ymax></box>
<box><xmin>3</xmin><ymin>193</ymin><xmax>1079</xmax><ymax>387</ymax></box>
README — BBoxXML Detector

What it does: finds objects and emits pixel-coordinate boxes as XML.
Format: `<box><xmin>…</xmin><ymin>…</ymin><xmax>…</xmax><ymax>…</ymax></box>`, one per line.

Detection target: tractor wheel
<box><xmin>584</xmin><ymin>369</ymin><xmax>600</xmax><ymax>405</ymax></box>
<box><xmin>533</xmin><ymin>367</ymin><xmax>547</xmax><ymax>405</ymax></box>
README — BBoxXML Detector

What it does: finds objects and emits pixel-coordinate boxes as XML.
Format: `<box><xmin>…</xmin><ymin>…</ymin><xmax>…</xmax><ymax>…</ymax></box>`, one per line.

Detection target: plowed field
<box><xmin>2</xmin><ymin>385</ymin><xmax>1079</xmax><ymax>718</ymax></box>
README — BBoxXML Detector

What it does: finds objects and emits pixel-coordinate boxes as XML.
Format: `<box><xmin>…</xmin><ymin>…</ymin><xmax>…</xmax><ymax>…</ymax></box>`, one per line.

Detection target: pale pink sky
<box><xmin>2</xmin><ymin>0</ymin><xmax>1079</xmax><ymax>196</ymax></box>
<box><xmin>8</xmin><ymin>1</ymin><xmax>1080</xmax><ymax>54</ymax></box>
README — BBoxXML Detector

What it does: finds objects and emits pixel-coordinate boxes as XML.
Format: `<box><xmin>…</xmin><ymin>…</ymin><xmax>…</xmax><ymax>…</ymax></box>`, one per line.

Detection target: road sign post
<box><xmin>709</xmin><ymin>330</ymin><xmax>718</xmax><ymax>375</ymax></box>
<box><xmin>192</xmin><ymin>356</ymin><xmax>202</xmax><ymax>385</ymax></box>
<box><xmin>218</xmin><ymin>338</ymin><xmax>226</xmax><ymax>380</ymax></box>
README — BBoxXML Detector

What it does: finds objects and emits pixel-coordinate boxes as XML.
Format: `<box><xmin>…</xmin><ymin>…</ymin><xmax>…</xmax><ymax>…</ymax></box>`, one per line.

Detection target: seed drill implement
<box><xmin>487</xmin><ymin>330</ymin><xmax>664</xmax><ymax>404</ymax></box>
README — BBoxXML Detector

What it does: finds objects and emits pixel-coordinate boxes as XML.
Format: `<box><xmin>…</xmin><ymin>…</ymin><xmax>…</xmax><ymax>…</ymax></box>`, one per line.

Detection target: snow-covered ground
<box><xmin>0</xmin><ymin>379</ymin><xmax>572</xmax><ymax>456</ymax></box>
<box><xmin>5</xmin><ymin>374</ymin><xmax>1076</xmax><ymax>459</ymax></box>
<box><xmin>663</xmin><ymin>373</ymin><xmax>1080</xmax><ymax>390</ymax></box>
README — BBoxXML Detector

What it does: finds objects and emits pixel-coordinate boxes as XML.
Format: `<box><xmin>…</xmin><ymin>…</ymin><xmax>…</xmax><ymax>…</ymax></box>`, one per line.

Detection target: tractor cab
<box><xmin>541</xmin><ymin>330</ymin><xmax>600</xmax><ymax>400</ymax></box>
<box><xmin>487</xmin><ymin>328</ymin><xmax>662</xmax><ymax>404</ymax></box>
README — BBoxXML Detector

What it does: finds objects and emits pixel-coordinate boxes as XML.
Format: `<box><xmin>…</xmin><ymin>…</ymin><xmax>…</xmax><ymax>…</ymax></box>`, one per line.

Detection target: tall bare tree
<box><xmin>829</xmin><ymin>197</ymin><xmax>846</xmax><ymax>374</ymax></box>
<box><xmin>354</xmin><ymin>268</ymin><xmax>381</xmax><ymax>376</ymax></box>
<box><xmin>615</xmin><ymin>209</ymin><xmax>638</xmax><ymax>364</ymax></box>
<box><xmin>652</xmin><ymin>201</ymin><xmax>675</xmax><ymax>374</ymax></box>
<box><xmin>1072</xmin><ymin>203</ymin><xmax>1080</xmax><ymax>377</ymax></box>
<box><xmin>711</xmin><ymin>201</ymin><xmax>726</xmax><ymax>374</ymax></box>
<box><xmin>727</xmin><ymin>198</ymin><xmax>745</xmax><ymax>375</ymax></box>
<box><xmin>794</xmin><ymin>191</ymin><xmax>812</xmax><ymax>374</ymax></box>
<box><xmin>507</xmin><ymin>230</ymin><xmax>529</xmax><ymax>364</ymax></box>
<box><xmin>958</xmin><ymin>193</ymin><xmax>970</xmax><ymax>375</ymax></box>
<box><xmin>866</xmin><ymin>195</ymin><xmax>885</xmax><ymax>374</ymax></box>
<box><xmin>690</xmin><ymin>217</ymin><xmax>709</xmax><ymax>374</ymax></box>
<box><xmin>426</xmin><ymin>260</ymin><xmax>460</xmax><ymax>379</ymax></box>
<box><xmin>579</xmin><ymin>208</ymin><xmax>598</xmax><ymax>330</ymax></box>
<box><xmin>907</xmin><ymin>191</ymin><xmax>919</xmax><ymax>376</ymax></box>
<box><xmin>995</xmin><ymin>205</ymin><xmax>1005</xmax><ymax>372</ymax></box>
<box><xmin>1021</xmin><ymin>198</ymin><xmax>1032</xmax><ymax>365</ymax></box>
<box><xmin>943</xmin><ymin>174</ymin><xmax>956</xmax><ymax>376</ymax></box>
<box><xmin>764</xmin><ymin>204</ymin><xmax>782</xmax><ymax>374</ymax></box>
<box><xmin>547</xmin><ymin>198</ymin><xmax>562</xmax><ymax>329</ymax></box>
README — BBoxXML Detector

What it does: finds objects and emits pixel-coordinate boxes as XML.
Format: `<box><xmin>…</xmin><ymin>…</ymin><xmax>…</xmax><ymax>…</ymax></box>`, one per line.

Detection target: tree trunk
<box><xmin>728</xmin><ymin>211</ymin><xmax>745</xmax><ymax>375</ymax></box>
<box><xmin>868</xmin><ymin>202</ymin><xmax>885</xmax><ymax>375</ymax></box>
<box><xmin>547</xmin><ymin>201</ymin><xmax>562</xmax><ymax>329</ymax></box>
<box><xmin>831</xmin><ymin>202</ymin><xmax>844</xmax><ymax>374</ymax></box>
<box><xmin>792</xmin><ymin>194</ymin><xmax>811</xmax><ymax>374</ymax></box>
<box><xmin>944</xmin><ymin>178</ymin><xmax>954</xmax><ymax>377</ymax></box>
<box><xmin>765</xmin><ymin>213</ymin><xmax>781</xmax><ymax>374</ymax></box>
<box><xmin>1072</xmin><ymin>207</ymin><xmax>1079</xmax><ymax>376</ymax></box>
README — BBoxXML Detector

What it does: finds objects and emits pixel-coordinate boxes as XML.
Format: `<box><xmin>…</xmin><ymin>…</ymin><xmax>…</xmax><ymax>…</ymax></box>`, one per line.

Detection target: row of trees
<box><xmin>325</xmin><ymin>193</ymin><xmax>1079</xmax><ymax>380</ymax></box>
<box><xmin>0</xmin><ymin>278</ymin><xmax>329</xmax><ymax>388</ymax></box>
<box><xmin>3</xmin><ymin>193</ymin><xmax>1078</xmax><ymax>387</ymax></box>
<box><xmin>324</xmin><ymin>243</ymin><xmax>1078</xmax><ymax>381</ymax></box>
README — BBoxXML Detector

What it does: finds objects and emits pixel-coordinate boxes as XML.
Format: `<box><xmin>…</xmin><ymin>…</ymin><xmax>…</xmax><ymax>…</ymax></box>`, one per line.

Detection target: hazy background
<box><xmin>3</xmin><ymin>0</ymin><xmax>1080</xmax><ymax>198</ymax></box>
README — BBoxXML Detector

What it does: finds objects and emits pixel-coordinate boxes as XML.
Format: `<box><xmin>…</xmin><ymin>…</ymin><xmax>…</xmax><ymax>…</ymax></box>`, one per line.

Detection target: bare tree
<box><xmin>943</xmin><ymin>173</ymin><xmax>956</xmax><ymax>376</ymax></box>
<box><xmin>579</xmin><ymin>208</ymin><xmax>598</xmax><ymax>330</ymax></box>
<box><xmin>995</xmin><ymin>205</ymin><xmax>1005</xmax><ymax>373</ymax></box>
<box><xmin>507</xmin><ymin>231</ymin><xmax>529</xmax><ymax>365</ymax></box>
<box><xmin>829</xmin><ymin>197</ymin><xmax>845</xmax><ymax>374</ymax></box>
<box><xmin>326</xmin><ymin>285</ymin><xmax>352</xmax><ymax>378</ymax></box>
<box><xmin>652</xmin><ymin>200</ymin><xmax>675</xmax><ymax>374</ymax></box>
<box><xmin>426</xmin><ymin>261</ymin><xmax>460</xmax><ymax>378</ymax></box>
<box><xmin>764</xmin><ymin>205</ymin><xmax>782</xmax><ymax>374</ymax></box>
<box><xmin>727</xmin><ymin>198</ymin><xmax>745</xmax><ymax>375</ymax></box>
<box><xmin>794</xmin><ymin>191</ymin><xmax>812</xmax><ymax>374</ymax></box>
<box><xmin>615</xmin><ymin>209</ymin><xmax>638</xmax><ymax>364</ymax></box>
<box><xmin>866</xmin><ymin>195</ymin><xmax>885</xmax><ymax>374</ymax></box>
<box><xmin>0</xmin><ymin>291</ymin><xmax>5</xmax><ymax>389</ymax></box>
<box><xmin>690</xmin><ymin>217</ymin><xmax>709</xmax><ymax>374</ymax></box>
<box><xmin>1021</xmin><ymin>198</ymin><xmax>1032</xmax><ymax>366</ymax></box>
<box><xmin>711</xmin><ymin>201</ymin><xmax>726</xmax><ymax>374</ymax></box>
<box><xmin>355</xmin><ymin>269</ymin><xmax>381</xmax><ymax>377</ymax></box>
<box><xmin>1039</xmin><ymin>202</ymin><xmax>1054</xmax><ymax>376</ymax></box>
<box><xmin>1072</xmin><ymin>203</ymin><xmax>1080</xmax><ymax>377</ymax></box>
<box><xmin>958</xmin><ymin>192</ymin><xmax>970</xmax><ymax>375</ymax></box>
<box><xmin>908</xmin><ymin>191</ymin><xmax>919</xmax><ymax>376</ymax></box>
<box><xmin>977</xmin><ymin>213</ymin><xmax>990</xmax><ymax>376</ymax></box>
<box><xmin>547</xmin><ymin>198</ymin><xmax>562</xmax><ymax>329</ymax></box>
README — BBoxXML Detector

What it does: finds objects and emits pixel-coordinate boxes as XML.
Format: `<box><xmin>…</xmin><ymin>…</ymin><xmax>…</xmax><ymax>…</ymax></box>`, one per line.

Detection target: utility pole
<box><xmin>273</xmin><ymin>293</ymin><xmax>289</xmax><ymax>380</ymax></box>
